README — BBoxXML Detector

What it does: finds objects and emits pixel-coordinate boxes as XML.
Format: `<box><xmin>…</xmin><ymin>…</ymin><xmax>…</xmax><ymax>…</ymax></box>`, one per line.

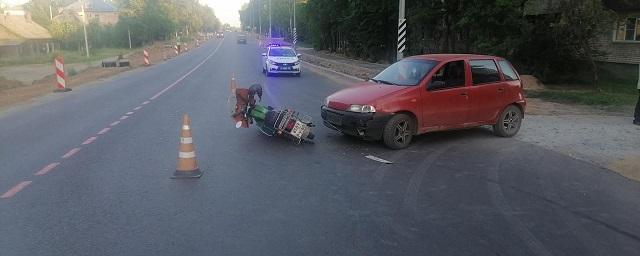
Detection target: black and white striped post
<box><xmin>397</xmin><ymin>0</ymin><xmax>406</xmax><ymax>61</ymax></box>
<box><xmin>293</xmin><ymin>0</ymin><xmax>297</xmax><ymax>48</ymax></box>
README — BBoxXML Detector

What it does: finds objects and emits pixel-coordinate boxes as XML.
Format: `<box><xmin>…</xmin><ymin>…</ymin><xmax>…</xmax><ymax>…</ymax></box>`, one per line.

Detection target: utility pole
<box><xmin>80</xmin><ymin>0</ymin><xmax>89</xmax><ymax>58</ymax></box>
<box><xmin>397</xmin><ymin>0</ymin><xmax>406</xmax><ymax>61</ymax></box>
<box><xmin>258</xmin><ymin>0</ymin><xmax>262</xmax><ymax>38</ymax></box>
<box><xmin>268</xmin><ymin>0</ymin><xmax>272</xmax><ymax>38</ymax></box>
<box><xmin>49</xmin><ymin>0</ymin><xmax>53</xmax><ymax>20</ymax></box>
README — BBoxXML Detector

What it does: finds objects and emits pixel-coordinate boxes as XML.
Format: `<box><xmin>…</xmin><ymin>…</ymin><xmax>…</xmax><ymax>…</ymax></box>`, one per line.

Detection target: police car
<box><xmin>261</xmin><ymin>44</ymin><xmax>301</xmax><ymax>77</ymax></box>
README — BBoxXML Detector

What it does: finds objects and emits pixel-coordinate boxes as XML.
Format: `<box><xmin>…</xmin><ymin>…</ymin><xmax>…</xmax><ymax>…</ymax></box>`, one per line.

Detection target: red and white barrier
<box><xmin>143</xmin><ymin>49</ymin><xmax>150</xmax><ymax>66</ymax></box>
<box><xmin>174</xmin><ymin>45</ymin><xmax>179</xmax><ymax>56</ymax></box>
<box><xmin>54</xmin><ymin>57</ymin><xmax>71</xmax><ymax>92</ymax></box>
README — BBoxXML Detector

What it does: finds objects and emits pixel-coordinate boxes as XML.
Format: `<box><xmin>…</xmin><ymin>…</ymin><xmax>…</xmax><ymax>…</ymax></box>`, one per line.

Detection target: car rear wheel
<box><xmin>493</xmin><ymin>105</ymin><xmax>522</xmax><ymax>137</ymax></box>
<box><xmin>382</xmin><ymin>114</ymin><xmax>414</xmax><ymax>149</ymax></box>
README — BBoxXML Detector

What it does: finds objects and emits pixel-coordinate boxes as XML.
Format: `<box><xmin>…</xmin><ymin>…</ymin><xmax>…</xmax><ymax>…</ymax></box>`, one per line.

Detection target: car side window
<box><xmin>470</xmin><ymin>60</ymin><xmax>501</xmax><ymax>85</ymax></box>
<box><xmin>429</xmin><ymin>60</ymin><xmax>465</xmax><ymax>90</ymax></box>
<box><xmin>498</xmin><ymin>60</ymin><xmax>518</xmax><ymax>81</ymax></box>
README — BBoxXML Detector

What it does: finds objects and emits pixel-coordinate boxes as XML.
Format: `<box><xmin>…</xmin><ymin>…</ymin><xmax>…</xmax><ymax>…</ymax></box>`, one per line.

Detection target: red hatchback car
<box><xmin>321</xmin><ymin>54</ymin><xmax>526</xmax><ymax>149</ymax></box>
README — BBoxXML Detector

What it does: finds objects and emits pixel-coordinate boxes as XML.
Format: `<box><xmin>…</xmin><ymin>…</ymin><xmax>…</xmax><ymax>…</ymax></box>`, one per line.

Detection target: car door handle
<box><xmin>497</xmin><ymin>88</ymin><xmax>505</xmax><ymax>93</ymax></box>
<box><xmin>460</xmin><ymin>92</ymin><xmax>468</xmax><ymax>96</ymax></box>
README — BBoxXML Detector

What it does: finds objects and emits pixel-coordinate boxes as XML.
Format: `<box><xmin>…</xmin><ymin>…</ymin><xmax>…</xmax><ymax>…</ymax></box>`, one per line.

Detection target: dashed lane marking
<box><xmin>81</xmin><ymin>136</ymin><xmax>97</xmax><ymax>145</ymax></box>
<box><xmin>61</xmin><ymin>147</ymin><xmax>81</xmax><ymax>159</ymax></box>
<box><xmin>1</xmin><ymin>181</ymin><xmax>32</xmax><ymax>199</ymax></box>
<box><xmin>97</xmin><ymin>128</ymin><xmax>110</xmax><ymax>135</ymax></box>
<box><xmin>34</xmin><ymin>162</ymin><xmax>60</xmax><ymax>176</ymax></box>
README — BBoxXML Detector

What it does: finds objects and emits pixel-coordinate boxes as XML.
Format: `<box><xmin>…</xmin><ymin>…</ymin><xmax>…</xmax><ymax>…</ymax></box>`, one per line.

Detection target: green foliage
<box><xmin>27</xmin><ymin>0</ymin><xmax>220</xmax><ymax>52</ymax></box>
<box><xmin>239</xmin><ymin>0</ymin><xmax>618</xmax><ymax>84</ymax></box>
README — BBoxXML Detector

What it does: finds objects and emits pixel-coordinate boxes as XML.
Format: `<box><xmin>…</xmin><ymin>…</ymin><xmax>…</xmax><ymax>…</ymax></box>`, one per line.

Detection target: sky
<box><xmin>200</xmin><ymin>0</ymin><xmax>249</xmax><ymax>27</ymax></box>
<box><xmin>2</xmin><ymin>0</ymin><xmax>249</xmax><ymax>27</ymax></box>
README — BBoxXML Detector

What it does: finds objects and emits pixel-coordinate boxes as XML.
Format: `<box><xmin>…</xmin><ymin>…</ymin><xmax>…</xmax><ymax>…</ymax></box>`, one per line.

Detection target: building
<box><xmin>0</xmin><ymin>6</ymin><xmax>54</xmax><ymax>58</ymax></box>
<box><xmin>525</xmin><ymin>0</ymin><xmax>640</xmax><ymax>66</ymax></box>
<box><xmin>594</xmin><ymin>0</ymin><xmax>640</xmax><ymax>65</ymax></box>
<box><xmin>58</xmin><ymin>0</ymin><xmax>119</xmax><ymax>25</ymax></box>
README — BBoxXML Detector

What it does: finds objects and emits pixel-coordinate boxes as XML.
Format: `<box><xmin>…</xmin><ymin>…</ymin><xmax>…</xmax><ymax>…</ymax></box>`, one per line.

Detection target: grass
<box><xmin>526</xmin><ymin>79</ymin><xmax>638</xmax><ymax>106</ymax></box>
<box><xmin>0</xmin><ymin>47</ymin><xmax>140</xmax><ymax>67</ymax></box>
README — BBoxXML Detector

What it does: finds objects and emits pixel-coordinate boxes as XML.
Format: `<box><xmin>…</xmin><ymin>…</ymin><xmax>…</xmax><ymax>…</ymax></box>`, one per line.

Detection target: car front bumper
<box><xmin>267</xmin><ymin>63</ymin><xmax>301</xmax><ymax>73</ymax></box>
<box><xmin>321</xmin><ymin>106</ymin><xmax>391</xmax><ymax>141</ymax></box>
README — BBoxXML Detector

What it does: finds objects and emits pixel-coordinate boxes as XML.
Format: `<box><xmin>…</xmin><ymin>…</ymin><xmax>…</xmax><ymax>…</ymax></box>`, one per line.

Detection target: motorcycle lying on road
<box><xmin>230</xmin><ymin>83</ymin><xmax>315</xmax><ymax>144</ymax></box>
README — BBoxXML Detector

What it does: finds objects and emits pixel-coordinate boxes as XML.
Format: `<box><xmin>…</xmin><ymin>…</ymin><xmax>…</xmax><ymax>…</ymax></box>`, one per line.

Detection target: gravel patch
<box><xmin>517</xmin><ymin>115</ymin><xmax>640</xmax><ymax>181</ymax></box>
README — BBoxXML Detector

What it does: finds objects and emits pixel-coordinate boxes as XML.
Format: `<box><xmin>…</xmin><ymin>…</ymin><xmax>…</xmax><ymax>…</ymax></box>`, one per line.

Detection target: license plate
<box><xmin>280</xmin><ymin>67</ymin><xmax>291</xmax><ymax>70</ymax></box>
<box><xmin>290</xmin><ymin>121</ymin><xmax>305</xmax><ymax>139</ymax></box>
<box><xmin>326</xmin><ymin>112</ymin><xmax>342</xmax><ymax>126</ymax></box>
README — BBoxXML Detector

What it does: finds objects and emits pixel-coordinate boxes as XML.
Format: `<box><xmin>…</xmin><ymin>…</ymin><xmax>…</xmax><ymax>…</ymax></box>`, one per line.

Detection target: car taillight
<box><xmin>287</xmin><ymin>120</ymin><xmax>297</xmax><ymax>131</ymax></box>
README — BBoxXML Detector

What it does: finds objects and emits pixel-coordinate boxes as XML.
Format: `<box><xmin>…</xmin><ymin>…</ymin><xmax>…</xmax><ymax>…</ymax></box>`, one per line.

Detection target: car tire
<box><xmin>382</xmin><ymin>114</ymin><xmax>415</xmax><ymax>150</ymax></box>
<box><xmin>493</xmin><ymin>105</ymin><xmax>523</xmax><ymax>137</ymax></box>
<box><xmin>295</xmin><ymin>72</ymin><xmax>301</xmax><ymax>77</ymax></box>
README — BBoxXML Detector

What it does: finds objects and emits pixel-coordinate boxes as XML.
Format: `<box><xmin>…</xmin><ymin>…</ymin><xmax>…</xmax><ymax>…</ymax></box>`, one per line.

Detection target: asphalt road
<box><xmin>1</xmin><ymin>34</ymin><xmax>639</xmax><ymax>256</ymax></box>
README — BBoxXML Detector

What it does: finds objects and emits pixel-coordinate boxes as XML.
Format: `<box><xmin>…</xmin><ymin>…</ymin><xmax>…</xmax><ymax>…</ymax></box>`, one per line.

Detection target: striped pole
<box><xmin>397</xmin><ymin>18</ymin><xmax>407</xmax><ymax>60</ymax></box>
<box><xmin>174</xmin><ymin>44</ymin><xmax>179</xmax><ymax>56</ymax></box>
<box><xmin>143</xmin><ymin>49</ymin><xmax>150</xmax><ymax>66</ymax></box>
<box><xmin>292</xmin><ymin>28</ymin><xmax>297</xmax><ymax>47</ymax></box>
<box><xmin>53</xmin><ymin>57</ymin><xmax>71</xmax><ymax>92</ymax></box>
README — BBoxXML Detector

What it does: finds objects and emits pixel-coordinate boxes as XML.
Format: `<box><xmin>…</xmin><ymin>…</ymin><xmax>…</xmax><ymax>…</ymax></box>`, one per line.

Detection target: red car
<box><xmin>321</xmin><ymin>54</ymin><xmax>526</xmax><ymax>149</ymax></box>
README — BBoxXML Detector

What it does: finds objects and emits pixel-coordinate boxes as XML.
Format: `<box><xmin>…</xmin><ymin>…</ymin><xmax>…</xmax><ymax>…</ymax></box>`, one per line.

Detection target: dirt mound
<box><xmin>521</xmin><ymin>75</ymin><xmax>545</xmax><ymax>90</ymax></box>
<box><xmin>0</xmin><ymin>76</ymin><xmax>25</xmax><ymax>90</ymax></box>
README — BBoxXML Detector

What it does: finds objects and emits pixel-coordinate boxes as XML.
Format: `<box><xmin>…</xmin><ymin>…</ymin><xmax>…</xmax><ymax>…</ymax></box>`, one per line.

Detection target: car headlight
<box><xmin>347</xmin><ymin>105</ymin><xmax>376</xmax><ymax>113</ymax></box>
<box><xmin>294</xmin><ymin>60</ymin><xmax>301</xmax><ymax>65</ymax></box>
<box><xmin>324</xmin><ymin>97</ymin><xmax>330</xmax><ymax>106</ymax></box>
<box><xmin>268</xmin><ymin>60</ymin><xmax>276</xmax><ymax>65</ymax></box>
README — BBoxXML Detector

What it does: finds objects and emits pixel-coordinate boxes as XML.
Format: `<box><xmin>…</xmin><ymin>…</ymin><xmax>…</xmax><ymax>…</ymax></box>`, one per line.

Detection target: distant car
<box><xmin>321</xmin><ymin>54</ymin><xmax>526</xmax><ymax>149</ymax></box>
<box><xmin>215</xmin><ymin>32</ymin><xmax>224</xmax><ymax>38</ymax></box>
<box><xmin>237</xmin><ymin>35</ymin><xmax>247</xmax><ymax>44</ymax></box>
<box><xmin>262</xmin><ymin>44</ymin><xmax>301</xmax><ymax>77</ymax></box>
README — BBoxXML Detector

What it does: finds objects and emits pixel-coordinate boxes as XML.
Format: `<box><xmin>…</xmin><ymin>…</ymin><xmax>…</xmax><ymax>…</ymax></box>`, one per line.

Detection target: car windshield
<box><xmin>372</xmin><ymin>60</ymin><xmax>438</xmax><ymax>86</ymax></box>
<box><xmin>269</xmin><ymin>48</ymin><xmax>296</xmax><ymax>57</ymax></box>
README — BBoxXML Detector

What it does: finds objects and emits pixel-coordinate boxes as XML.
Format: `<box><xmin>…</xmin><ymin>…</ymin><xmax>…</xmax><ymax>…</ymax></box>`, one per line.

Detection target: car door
<box><xmin>467</xmin><ymin>59</ymin><xmax>506</xmax><ymax>124</ymax></box>
<box><xmin>421</xmin><ymin>60</ymin><xmax>471</xmax><ymax>130</ymax></box>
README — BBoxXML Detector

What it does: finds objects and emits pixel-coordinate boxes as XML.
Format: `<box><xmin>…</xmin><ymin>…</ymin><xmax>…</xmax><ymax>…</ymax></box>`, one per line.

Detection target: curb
<box><xmin>303</xmin><ymin>61</ymin><xmax>365</xmax><ymax>82</ymax></box>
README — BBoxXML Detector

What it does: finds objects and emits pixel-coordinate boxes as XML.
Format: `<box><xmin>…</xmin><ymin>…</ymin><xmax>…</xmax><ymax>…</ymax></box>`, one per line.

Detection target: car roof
<box><xmin>406</xmin><ymin>54</ymin><xmax>504</xmax><ymax>62</ymax></box>
<box><xmin>268</xmin><ymin>46</ymin><xmax>294</xmax><ymax>50</ymax></box>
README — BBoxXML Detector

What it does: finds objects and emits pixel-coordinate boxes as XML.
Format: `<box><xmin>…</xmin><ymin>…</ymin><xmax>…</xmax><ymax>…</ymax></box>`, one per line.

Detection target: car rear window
<box><xmin>470</xmin><ymin>60</ymin><xmax>501</xmax><ymax>84</ymax></box>
<box><xmin>498</xmin><ymin>60</ymin><xmax>519</xmax><ymax>81</ymax></box>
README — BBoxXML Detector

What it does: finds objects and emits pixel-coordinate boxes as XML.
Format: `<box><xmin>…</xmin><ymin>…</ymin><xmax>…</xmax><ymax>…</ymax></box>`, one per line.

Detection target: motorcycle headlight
<box><xmin>347</xmin><ymin>105</ymin><xmax>376</xmax><ymax>113</ymax></box>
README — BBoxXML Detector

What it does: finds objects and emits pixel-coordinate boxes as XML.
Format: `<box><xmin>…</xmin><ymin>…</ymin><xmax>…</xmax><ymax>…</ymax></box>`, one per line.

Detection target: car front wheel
<box><xmin>382</xmin><ymin>114</ymin><xmax>414</xmax><ymax>149</ymax></box>
<box><xmin>493</xmin><ymin>105</ymin><xmax>523</xmax><ymax>137</ymax></box>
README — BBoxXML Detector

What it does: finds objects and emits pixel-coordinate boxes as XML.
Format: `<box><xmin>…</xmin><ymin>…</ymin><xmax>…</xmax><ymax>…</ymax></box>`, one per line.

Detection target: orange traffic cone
<box><xmin>172</xmin><ymin>114</ymin><xmax>203</xmax><ymax>178</ymax></box>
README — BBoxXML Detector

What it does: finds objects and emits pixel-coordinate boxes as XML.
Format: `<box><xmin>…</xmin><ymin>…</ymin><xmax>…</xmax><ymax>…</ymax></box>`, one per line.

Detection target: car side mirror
<box><xmin>296</xmin><ymin>53</ymin><xmax>302</xmax><ymax>58</ymax></box>
<box><xmin>428</xmin><ymin>80</ymin><xmax>446</xmax><ymax>91</ymax></box>
<box><xmin>261</xmin><ymin>53</ymin><xmax>267</xmax><ymax>57</ymax></box>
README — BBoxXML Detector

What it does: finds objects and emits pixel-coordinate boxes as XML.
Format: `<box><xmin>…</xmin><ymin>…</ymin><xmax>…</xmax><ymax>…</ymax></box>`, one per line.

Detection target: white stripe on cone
<box><xmin>180</xmin><ymin>137</ymin><xmax>193</xmax><ymax>144</ymax></box>
<box><xmin>178</xmin><ymin>151</ymin><xmax>196</xmax><ymax>158</ymax></box>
